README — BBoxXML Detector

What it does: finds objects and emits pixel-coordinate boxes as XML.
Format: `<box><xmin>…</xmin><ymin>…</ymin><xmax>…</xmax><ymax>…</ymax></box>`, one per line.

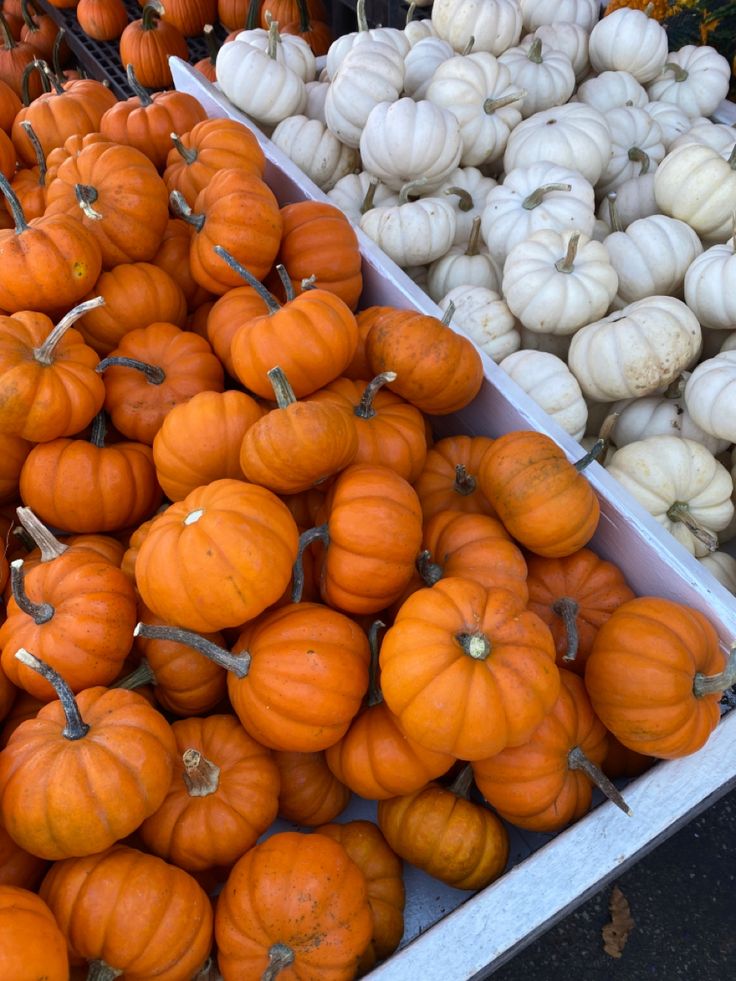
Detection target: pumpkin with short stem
<box><xmin>307</xmin><ymin>373</ymin><xmax>429</xmax><ymax>483</ymax></box>
<box><xmin>0</xmin><ymin>651</ymin><xmax>177</xmax><ymax>859</ymax></box>
<box><xmin>314</xmin><ymin>820</ymin><xmax>404</xmax><ymax>973</ymax></box>
<box><xmin>99</xmin><ymin>64</ymin><xmax>207</xmax><ymax>172</ymax></box>
<box><xmin>0</xmin><ymin>297</ymin><xmax>105</xmax><ymax>442</ymax></box>
<box><xmin>163</xmin><ymin>116</ymin><xmax>266</xmax><ymax>206</ymax></box>
<box><xmin>193</xmin><ymin>23</ymin><xmax>219</xmax><ymax>80</ymax></box>
<box><xmin>40</xmin><ymin>844</ymin><xmax>213</xmax><ymax>979</ymax></box>
<box><xmin>77</xmin><ymin>0</ymin><xmax>129</xmax><ymax>40</ymax></box>
<box><xmin>79</xmin><ymin>261</ymin><xmax>188</xmax><ymax>355</ymax></box>
<box><xmin>44</xmin><ymin>140</ymin><xmax>170</xmax><ymax>269</ymax></box>
<box><xmin>274</xmin><ymin>750</ymin><xmax>350</xmax><ymax>825</ymax></box>
<box><xmin>526</xmin><ymin>548</ymin><xmax>635</xmax><ymax>673</ymax></box>
<box><xmin>153</xmin><ymin>388</ymin><xmax>264</xmax><ymax>501</ymax></box>
<box><xmin>585</xmin><ymin>596</ymin><xmax>736</xmax><ymax>759</ymax></box>
<box><xmin>135</xmin><ymin>600</ymin><xmax>370</xmax><ymax>752</ymax></box>
<box><xmin>0</xmin><ymin>11</ymin><xmax>43</xmax><ymax>100</ymax></box>
<box><xmin>19</xmin><ymin>412</ymin><xmax>163</xmax><ymax>534</ymax></box>
<box><xmin>240</xmin><ymin>365</ymin><xmax>359</xmax><ymax>495</ymax></box>
<box><xmin>44</xmin><ymin>130</ymin><xmax>110</xmax><ymax>184</ymax></box>
<box><xmin>215</xmin><ymin>830</ymin><xmax>372</xmax><ymax>981</ymax></box>
<box><xmin>473</xmin><ymin>669</ymin><xmax>631</xmax><ymax>832</ymax></box>
<box><xmin>0</xmin><ymin>823</ymin><xmax>48</xmax><ymax>889</ymax></box>
<box><xmin>0</xmin><ymin>175</ymin><xmax>102</xmax><ymax>315</ymax></box>
<box><xmin>7</xmin><ymin>121</ymin><xmax>47</xmax><ymax>221</ymax></box>
<box><xmin>138</xmin><ymin>713</ymin><xmax>280</xmax><ymax>872</ymax></box>
<box><xmin>294</xmin><ymin>463</ymin><xmax>423</xmax><ymax>615</ymax></box>
<box><xmin>377</xmin><ymin>766</ymin><xmax>509</xmax><ymax>890</ymax></box>
<box><xmin>0</xmin><ymin>884</ymin><xmax>68</xmax><ymax>980</ymax></box>
<box><xmin>281</xmin><ymin>0</ymin><xmax>331</xmax><ymax>55</ymax></box>
<box><xmin>97</xmin><ymin>320</ymin><xmax>225</xmax><ymax>445</ymax></box>
<box><xmin>0</xmin><ymin>510</ymin><xmax>138</xmax><ymax>699</ymax></box>
<box><xmin>135</xmin><ymin>478</ymin><xmax>299</xmax><ymax>632</ymax></box>
<box><xmin>366</xmin><ymin>304</ymin><xmax>484</xmax><ymax>414</ymax></box>
<box><xmin>119</xmin><ymin>1</ymin><xmax>189</xmax><ymax>89</ymax></box>
<box><xmin>478</xmin><ymin>430</ymin><xmax>601</xmax><ymax>557</ymax></box>
<box><xmin>414</xmin><ymin>434</ymin><xmax>497</xmax><ymax>522</ymax></box>
<box><xmin>152</xmin><ymin>218</ymin><xmax>214</xmax><ymax>312</ymax></box>
<box><xmin>380</xmin><ymin>578</ymin><xmax>560</xmax><ymax>760</ymax></box>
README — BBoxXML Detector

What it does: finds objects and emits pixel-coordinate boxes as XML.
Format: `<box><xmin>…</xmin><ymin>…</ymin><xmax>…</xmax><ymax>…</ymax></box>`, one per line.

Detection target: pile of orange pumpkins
<box><xmin>1</xmin><ymin>37</ymin><xmax>736</xmax><ymax>980</ymax></box>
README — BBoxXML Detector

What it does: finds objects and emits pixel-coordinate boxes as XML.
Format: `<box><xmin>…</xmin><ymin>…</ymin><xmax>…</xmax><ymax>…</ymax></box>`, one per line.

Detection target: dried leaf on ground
<box><xmin>602</xmin><ymin>884</ymin><xmax>635</xmax><ymax>958</ymax></box>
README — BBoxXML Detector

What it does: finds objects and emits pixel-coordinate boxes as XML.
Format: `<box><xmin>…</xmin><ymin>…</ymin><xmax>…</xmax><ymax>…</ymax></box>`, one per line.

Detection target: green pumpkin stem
<box><xmin>417</xmin><ymin>549</ymin><xmax>443</xmax><ymax>586</ymax></box>
<box><xmin>268</xmin><ymin>365</ymin><xmax>297</xmax><ymax>408</ymax></box>
<box><xmin>169</xmin><ymin>189</ymin><xmax>205</xmax><ymax>231</ymax></box>
<box><xmin>33</xmin><ymin>296</ymin><xmax>105</xmax><ymax>365</ymax></box>
<box><xmin>10</xmin><ymin>560</ymin><xmax>54</xmax><ymax>624</ymax></box>
<box><xmin>522</xmin><ymin>183</ymin><xmax>571</xmax><ymax>211</ymax></box>
<box><xmin>440</xmin><ymin>301</ymin><xmax>455</xmax><ymax>327</ymax></box>
<box><xmin>663</xmin><ymin>61</ymin><xmax>688</xmax><ymax>83</ymax></box>
<box><xmin>202</xmin><ymin>23</ymin><xmax>219</xmax><ymax>64</ymax></box>
<box><xmin>356</xmin><ymin>0</ymin><xmax>368</xmax><ymax>32</ymax></box>
<box><xmin>483</xmin><ymin>90</ymin><xmax>526</xmax><ymax>115</ymax></box>
<box><xmin>527</xmin><ymin>37</ymin><xmax>543</xmax><ymax>63</ymax></box>
<box><xmin>607</xmin><ymin>191</ymin><xmax>623</xmax><ymax>233</ymax></box>
<box><xmin>466</xmin><ymin>216</ymin><xmax>482</xmax><ymax>256</ymax></box>
<box><xmin>89</xmin><ymin>411</ymin><xmax>107</xmax><ymax>448</ymax></box>
<box><xmin>275</xmin><ymin>264</ymin><xmax>295</xmax><ymax>302</ymax></box>
<box><xmin>170</xmin><ymin>131</ymin><xmax>197</xmax><ymax>165</ymax></box>
<box><xmin>114</xmin><ymin>658</ymin><xmax>156</xmax><ymax>691</ymax></box>
<box><xmin>406</xmin><ymin>1</ymin><xmax>417</xmax><ymax>25</ymax></box>
<box><xmin>291</xmin><ymin>524</ymin><xmax>330</xmax><ymax>602</ymax></box>
<box><xmin>182</xmin><ymin>749</ymin><xmax>220</xmax><ymax>797</ymax></box>
<box><xmin>267</xmin><ymin>19</ymin><xmax>279</xmax><ymax>59</ymax></box>
<box><xmin>366</xmin><ymin>619</ymin><xmax>385</xmax><ymax>707</ymax></box>
<box><xmin>96</xmin><ymin>356</ymin><xmax>166</xmax><ymax>386</ymax></box>
<box><xmin>15</xmin><ymin>506</ymin><xmax>68</xmax><ymax>561</ymax></box>
<box><xmin>461</xmin><ymin>34</ymin><xmax>475</xmax><ymax>56</ymax></box>
<box><xmin>76</xmin><ymin>183</ymin><xmax>102</xmax><ymax>220</ymax></box>
<box><xmin>0</xmin><ymin>11</ymin><xmax>17</xmax><ymax>50</ymax></box>
<box><xmin>666</xmin><ymin>502</ymin><xmax>719</xmax><ymax>553</ymax></box>
<box><xmin>51</xmin><ymin>27</ymin><xmax>68</xmax><ymax>82</ymax></box>
<box><xmin>246</xmin><ymin>0</ymin><xmax>262</xmax><ymax>30</ymax></box>
<box><xmin>126</xmin><ymin>62</ymin><xmax>153</xmax><ymax>106</ymax></box>
<box><xmin>627</xmin><ymin>146</ymin><xmax>650</xmax><ymax>175</ymax></box>
<box><xmin>360</xmin><ymin>177</ymin><xmax>380</xmax><ymax>215</ymax></box>
<box><xmin>141</xmin><ymin>2</ymin><xmax>164</xmax><ymax>31</ymax></box>
<box><xmin>212</xmin><ymin>245</ymin><xmax>281</xmax><ymax>312</ymax></box>
<box><xmin>444</xmin><ymin>186</ymin><xmax>474</xmax><ymax>212</ymax></box>
<box><xmin>555</xmin><ymin>232</ymin><xmax>580</xmax><ymax>274</ymax></box>
<box><xmin>567</xmin><ymin>745</ymin><xmax>632</xmax><ymax>816</ymax></box>
<box><xmin>0</xmin><ymin>171</ymin><xmax>29</xmax><ymax>233</ymax></box>
<box><xmin>354</xmin><ymin>372</ymin><xmax>396</xmax><ymax>420</ymax></box>
<box><xmin>19</xmin><ymin>120</ymin><xmax>47</xmax><ymax>186</ymax></box>
<box><xmin>14</xmin><ymin>648</ymin><xmax>89</xmax><ymax>739</ymax></box>
<box><xmin>20</xmin><ymin>58</ymin><xmax>50</xmax><ymax>106</ymax></box>
<box><xmin>133</xmin><ymin>622</ymin><xmax>251</xmax><ymax>678</ymax></box>
<box><xmin>262</xmin><ymin>944</ymin><xmax>295</xmax><ymax>981</ymax></box>
<box><xmin>398</xmin><ymin>177</ymin><xmax>428</xmax><ymax>205</ymax></box>
<box><xmin>552</xmin><ymin>597</ymin><xmax>580</xmax><ymax>662</ymax></box>
<box><xmin>693</xmin><ymin>645</ymin><xmax>736</xmax><ymax>697</ymax></box>
<box><xmin>295</xmin><ymin>0</ymin><xmax>311</xmax><ymax>33</ymax></box>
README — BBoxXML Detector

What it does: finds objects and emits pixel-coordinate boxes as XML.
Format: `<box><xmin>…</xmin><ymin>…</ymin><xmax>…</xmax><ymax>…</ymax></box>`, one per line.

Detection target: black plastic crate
<box><xmin>327</xmin><ymin>0</ymin><xmax>430</xmax><ymax>32</ymax></box>
<box><xmin>34</xmin><ymin>0</ymin><xmax>227</xmax><ymax>97</ymax></box>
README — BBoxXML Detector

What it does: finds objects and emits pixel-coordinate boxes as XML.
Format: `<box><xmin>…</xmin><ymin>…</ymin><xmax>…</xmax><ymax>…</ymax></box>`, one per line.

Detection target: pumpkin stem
<box><xmin>89</xmin><ymin>411</ymin><xmax>107</xmax><ymax>448</ymax></box>
<box><xmin>367</xmin><ymin>619</ymin><xmax>385</xmax><ymax>707</ymax></box>
<box><xmin>449</xmin><ymin>763</ymin><xmax>475</xmax><ymax>799</ymax></box>
<box><xmin>666</xmin><ymin>501</ymin><xmax>719</xmax><ymax>553</ymax></box>
<box><xmin>96</xmin><ymin>356</ymin><xmax>166</xmax><ymax>386</ymax></box>
<box><xmin>20</xmin><ymin>0</ymin><xmax>39</xmax><ymax>33</ymax></box>
<box><xmin>275</xmin><ymin>263</ymin><xmax>295</xmax><ymax>302</ymax></box>
<box><xmin>0</xmin><ymin>11</ymin><xmax>16</xmax><ymax>50</ymax></box>
<box><xmin>360</xmin><ymin>177</ymin><xmax>380</xmax><ymax>214</ymax></box>
<box><xmin>86</xmin><ymin>962</ymin><xmax>123</xmax><ymax>981</ymax></box>
<box><xmin>41</xmin><ymin>58</ymin><xmax>65</xmax><ymax>95</ymax></box>
<box><xmin>202</xmin><ymin>24</ymin><xmax>219</xmax><ymax>65</ymax></box>
<box><xmin>170</xmin><ymin>131</ymin><xmax>197</xmax><ymax>165</ymax></box>
<box><xmin>169</xmin><ymin>189</ymin><xmax>205</xmax><ymax>231</ymax></box>
<box><xmin>465</xmin><ymin>216</ymin><xmax>482</xmax><ymax>257</ymax></box>
<box><xmin>19</xmin><ymin>120</ymin><xmax>47</xmax><ymax>187</ymax></box>
<box><xmin>212</xmin><ymin>245</ymin><xmax>281</xmax><ymax>312</ymax></box>
<box><xmin>356</xmin><ymin>0</ymin><xmax>368</xmax><ymax>32</ymax></box>
<box><xmin>574</xmin><ymin>436</ymin><xmax>607</xmax><ymax>473</ymax></box>
<box><xmin>444</xmin><ymin>186</ymin><xmax>474</xmax><ymax>213</ymax></box>
<box><xmin>141</xmin><ymin>2</ymin><xmax>163</xmax><ymax>32</ymax></box>
<box><xmin>453</xmin><ymin>463</ymin><xmax>477</xmax><ymax>496</ymax></box>
<box><xmin>294</xmin><ymin>0</ymin><xmax>311</xmax><ymax>33</ymax></box>
<box><xmin>267</xmin><ymin>19</ymin><xmax>279</xmax><ymax>59</ymax></box>
<box><xmin>417</xmin><ymin>549</ymin><xmax>443</xmax><ymax>586</ymax></box>
<box><xmin>268</xmin><ymin>365</ymin><xmax>297</xmax><ymax>408</ymax></box>
<box><xmin>262</xmin><ymin>944</ymin><xmax>295</xmax><ymax>981</ymax></box>
<box><xmin>527</xmin><ymin>37</ymin><xmax>543</xmax><ymax>63</ymax></box>
<box><xmin>14</xmin><ymin>648</ymin><xmax>90</xmax><ymax>740</ymax></box>
<box><xmin>76</xmin><ymin>183</ymin><xmax>102</xmax><ymax>220</ymax></box>
<box><xmin>354</xmin><ymin>371</ymin><xmax>397</xmax><ymax>420</ymax></box>
<box><xmin>126</xmin><ymin>62</ymin><xmax>153</xmax><ymax>106</ymax></box>
<box><xmin>554</xmin><ymin>231</ymin><xmax>580</xmax><ymax>273</ymax></box>
<box><xmin>693</xmin><ymin>644</ymin><xmax>736</xmax><ymax>697</ymax></box>
<box><xmin>182</xmin><ymin>749</ymin><xmax>221</xmax><ymax>797</ymax></box>
<box><xmin>51</xmin><ymin>28</ymin><xmax>68</xmax><ymax>84</ymax></box>
<box><xmin>456</xmin><ymin>631</ymin><xmax>491</xmax><ymax>660</ymax></box>
<box><xmin>606</xmin><ymin>191</ymin><xmax>623</xmax><ymax>233</ymax></box>
<box><xmin>522</xmin><ymin>182</ymin><xmax>571</xmax><ymax>210</ymax></box>
<box><xmin>134</xmin><ymin>622</ymin><xmax>252</xmax><ymax>678</ymax></box>
<box><xmin>20</xmin><ymin>58</ymin><xmax>50</xmax><ymax>106</ymax></box>
<box><xmin>483</xmin><ymin>90</ymin><xmax>526</xmax><ymax>115</ymax></box>
<box><xmin>627</xmin><ymin>146</ymin><xmax>650</xmax><ymax>175</ymax></box>
<box><xmin>568</xmin><ymin>745</ymin><xmax>632</xmax><ymax>816</ymax></box>
<box><xmin>0</xmin><ymin>172</ymin><xmax>30</xmax><ymax>233</ymax></box>
<box><xmin>246</xmin><ymin>0</ymin><xmax>261</xmax><ymax>30</ymax></box>
<box><xmin>33</xmin><ymin>296</ymin><xmax>106</xmax><ymax>365</ymax></box>
<box><xmin>398</xmin><ymin>177</ymin><xmax>428</xmax><ymax>205</ymax></box>
<box><xmin>10</xmin><ymin>560</ymin><xmax>54</xmax><ymax>624</ymax></box>
<box><xmin>292</xmin><ymin>524</ymin><xmax>329</xmax><ymax>602</ymax></box>
<box><xmin>552</xmin><ymin>597</ymin><xmax>580</xmax><ymax>662</ymax></box>
<box><xmin>461</xmin><ymin>35</ymin><xmax>475</xmax><ymax>56</ymax></box>
<box><xmin>663</xmin><ymin>374</ymin><xmax>686</xmax><ymax>399</ymax></box>
<box><xmin>663</xmin><ymin>61</ymin><xmax>688</xmax><ymax>83</ymax></box>
<box><xmin>643</xmin><ymin>2</ymin><xmax>655</xmax><ymax>15</ymax></box>
<box><xmin>406</xmin><ymin>2</ymin><xmax>416</xmax><ymax>25</ymax></box>
<box><xmin>114</xmin><ymin>658</ymin><xmax>156</xmax><ymax>690</ymax></box>
<box><xmin>300</xmin><ymin>274</ymin><xmax>317</xmax><ymax>291</ymax></box>
<box><xmin>440</xmin><ymin>301</ymin><xmax>455</xmax><ymax>327</ymax></box>
<box><xmin>15</xmin><ymin>506</ymin><xmax>68</xmax><ymax>561</ymax></box>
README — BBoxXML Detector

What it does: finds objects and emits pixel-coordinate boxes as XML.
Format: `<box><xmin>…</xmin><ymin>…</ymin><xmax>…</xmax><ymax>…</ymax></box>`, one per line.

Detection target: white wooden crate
<box><xmin>172</xmin><ymin>59</ymin><xmax>736</xmax><ymax>979</ymax></box>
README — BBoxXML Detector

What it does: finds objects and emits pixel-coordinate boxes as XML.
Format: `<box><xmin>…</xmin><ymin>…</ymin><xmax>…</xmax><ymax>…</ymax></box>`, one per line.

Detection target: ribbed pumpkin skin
<box><xmin>0</xmin><ymin>885</ymin><xmax>68</xmax><ymax>981</ymax></box>
<box><xmin>478</xmin><ymin>431</ymin><xmax>600</xmax><ymax>558</ymax></box>
<box><xmin>76</xmin><ymin>0</ymin><xmax>129</xmax><ymax>41</ymax></box>
<box><xmin>260</xmin><ymin>0</ymin><xmax>327</xmax><ymax>29</ymax></box>
<box><xmin>0</xmin><ymin>550</ymin><xmax>137</xmax><ymax>700</ymax></box>
<box><xmin>119</xmin><ymin>9</ymin><xmax>189</xmax><ymax>89</ymax></box>
<box><xmin>215</xmin><ymin>831</ymin><xmax>373</xmax><ymax>981</ymax></box>
<box><xmin>0</xmin><ymin>688</ymin><xmax>176</xmax><ymax>860</ymax></box>
<box><xmin>273</xmin><ymin>750</ymin><xmax>350</xmax><ymax>826</ymax></box>
<box><xmin>205</xmin><ymin>282</ymin><xmax>270</xmax><ymax>375</ymax></box>
<box><xmin>152</xmin><ymin>218</ymin><xmax>213</xmax><ymax>311</ymax></box>
<box><xmin>584</xmin><ymin>596</ymin><xmax>725</xmax><ymax>759</ymax></box>
<box><xmin>0</xmin><ymin>822</ymin><xmax>48</xmax><ymax>890</ymax></box>
<box><xmin>473</xmin><ymin>670</ymin><xmax>609</xmax><ymax>832</ymax></box>
<box><xmin>40</xmin><ymin>845</ymin><xmax>213</xmax><ymax>979</ymax></box>
<box><xmin>139</xmin><ymin>714</ymin><xmax>280</xmax><ymax>872</ymax></box>
<box><xmin>380</xmin><ymin>579</ymin><xmax>560</xmax><ymax>760</ymax></box>
<box><xmin>230</xmin><ymin>602</ymin><xmax>370</xmax><ymax>752</ymax></box>
<box><xmin>0</xmin><ymin>432</ymin><xmax>31</xmax><ymax>502</ymax></box>
<box><xmin>526</xmin><ymin>549</ymin><xmax>635</xmax><ymax>673</ymax></box>
<box><xmin>135</xmin><ymin>478</ymin><xmax>299</xmax><ymax>632</ymax></box>
<box><xmin>161</xmin><ymin>0</ymin><xmax>217</xmax><ymax>35</ymax></box>
<box><xmin>414</xmin><ymin>435</ymin><xmax>497</xmax><ymax>522</ymax></box>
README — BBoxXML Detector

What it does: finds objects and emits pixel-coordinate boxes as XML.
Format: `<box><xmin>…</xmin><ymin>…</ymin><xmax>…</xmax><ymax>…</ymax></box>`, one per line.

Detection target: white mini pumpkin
<box><xmin>596</xmin><ymin>174</ymin><xmax>659</xmax><ymax>230</ymax></box>
<box><xmin>438</xmin><ymin>166</ymin><xmax>497</xmax><ymax>244</ymax></box>
<box><xmin>427</xmin><ymin>217</ymin><xmax>500</xmax><ymax>300</ymax></box>
<box><xmin>327</xmin><ymin>173</ymin><xmax>400</xmax><ymax>226</ymax></box>
<box><xmin>325</xmin><ymin>0</ymin><xmax>411</xmax><ymax>78</ymax></box>
<box><xmin>654</xmin><ymin>142</ymin><xmax>736</xmax><ymax>242</ymax></box>
<box><xmin>431</xmin><ymin>0</ymin><xmax>523</xmax><ymax>55</ymax></box>
<box><xmin>502</xmin><ymin>228</ymin><xmax>618</xmax><ymax>334</ymax></box>
<box><xmin>606</xmin><ymin>436</ymin><xmax>733</xmax><ymax>556</ymax></box>
<box><xmin>499</xmin><ymin>349</ymin><xmax>588</xmax><ymax>439</ymax></box>
<box><xmin>596</xmin><ymin>107</ymin><xmax>665</xmax><ymax>198</ymax></box>
<box><xmin>438</xmin><ymin>285</ymin><xmax>521</xmax><ymax>362</ymax></box>
<box><xmin>529</xmin><ymin>21</ymin><xmax>590</xmax><ymax>82</ymax></box>
<box><xmin>405</xmin><ymin>5</ymin><xmax>437</xmax><ymax>46</ymax></box>
<box><xmin>498</xmin><ymin>38</ymin><xmax>575</xmax><ymax>117</ymax></box>
<box><xmin>304</xmin><ymin>80</ymin><xmax>329</xmax><ymax>123</ymax></box>
<box><xmin>699</xmin><ymin>551</ymin><xmax>736</xmax><ymax>593</ymax></box>
<box><xmin>359</xmin><ymin>181</ymin><xmax>457</xmax><ymax>265</ymax></box>
<box><xmin>647</xmin><ymin>45</ymin><xmax>731</xmax><ymax>119</ymax></box>
<box><xmin>403</xmin><ymin>35</ymin><xmax>455</xmax><ymax>100</ymax></box>
<box><xmin>669</xmin><ymin>119</ymin><xmax>736</xmax><ymax>159</ymax></box>
<box><xmin>231</xmin><ymin>26</ymin><xmax>316</xmax><ymax>82</ymax></box>
<box><xmin>643</xmin><ymin>101</ymin><xmax>692</xmax><ymax>149</ymax></box>
<box><xmin>567</xmin><ymin>295</ymin><xmax>702</xmax><ymax>401</ymax></box>
<box><xmin>576</xmin><ymin>70</ymin><xmax>648</xmax><ymax>113</ymax></box>
<box><xmin>270</xmin><ymin>116</ymin><xmax>358</xmax><ymax>191</ymax></box>
<box><xmin>683</xmin><ymin>239</ymin><xmax>736</xmax><ymax>331</ymax></box>
<box><xmin>519</xmin><ymin>0</ymin><xmax>598</xmax><ymax>33</ymax></box>
<box><xmin>587</xmin><ymin>7</ymin><xmax>668</xmax><ymax>84</ymax></box>
<box><xmin>684</xmin><ymin>350</ymin><xmax>736</xmax><ymax>444</ymax></box>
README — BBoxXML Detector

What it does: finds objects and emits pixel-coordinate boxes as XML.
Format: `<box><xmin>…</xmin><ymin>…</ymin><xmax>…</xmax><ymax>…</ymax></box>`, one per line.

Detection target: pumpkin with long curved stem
<box><xmin>40</xmin><ymin>844</ymin><xmax>213</xmax><ymax>979</ymax></box>
<box><xmin>7</xmin><ymin>121</ymin><xmax>47</xmax><ymax>220</ymax></box>
<box><xmin>135</xmin><ymin>478</ymin><xmax>299</xmax><ymax>632</ymax></box>
<box><xmin>414</xmin><ymin>434</ymin><xmax>497</xmax><ymax>521</ymax></box>
<box><xmin>19</xmin><ymin>412</ymin><xmax>163</xmax><ymax>534</ymax></box>
<box><xmin>0</xmin><ymin>650</ymin><xmax>176</xmax><ymax>859</ymax></box>
<box><xmin>0</xmin><ymin>11</ymin><xmax>43</xmax><ymax>100</ymax></box>
<box><xmin>0</xmin><ymin>884</ymin><xmax>68</xmax><ymax>980</ymax></box>
<box><xmin>192</xmin><ymin>23</ymin><xmax>219</xmax><ymax>81</ymax></box>
<box><xmin>119</xmin><ymin>1</ymin><xmax>189</xmax><ymax>89</ymax></box>
<box><xmin>274</xmin><ymin>749</ymin><xmax>350</xmax><ymax>825</ymax></box>
<box><xmin>215</xmin><ymin>830</ymin><xmax>372</xmax><ymax>981</ymax></box>
<box><xmin>0</xmin><ymin>296</ymin><xmax>105</xmax><ymax>441</ymax></box>
<box><xmin>18</xmin><ymin>0</ymin><xmax>59</xmax><ymax>61</ymax></box>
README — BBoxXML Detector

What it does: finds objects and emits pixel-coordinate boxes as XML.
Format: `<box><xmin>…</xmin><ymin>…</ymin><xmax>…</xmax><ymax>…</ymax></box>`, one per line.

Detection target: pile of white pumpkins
<box><xmin>214</xmin><ymin>0</ymin><xmax>736</xmax><ymax>592</ymax></box>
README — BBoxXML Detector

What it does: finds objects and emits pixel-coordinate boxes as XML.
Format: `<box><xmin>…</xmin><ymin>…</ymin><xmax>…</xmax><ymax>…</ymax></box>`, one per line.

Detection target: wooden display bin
<box><xmin>171</xmin><ymin>58</ymin><xmax>736</xmax><ymax>980</ymax></box>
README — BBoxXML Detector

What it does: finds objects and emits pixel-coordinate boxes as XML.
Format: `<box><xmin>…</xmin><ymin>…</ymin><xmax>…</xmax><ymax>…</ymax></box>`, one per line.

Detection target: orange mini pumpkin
<box><xmin>0</xmin><ymin>884</ymin><xmax>68</xmax><ymax>980</ymax></box>
<box><xmin>119</xmin><ymin>2</ymin><xmax>189</xmax><ymax>89</ymax></box>
<box><xmin>273</xmin><ymin>749</ymin><xmax>350</xmax><ymax>826</ymax></box>
<box><xmin>414</xmin><ymin>434</ymin><xmax>497</xmax><ymax>522</ymax></box>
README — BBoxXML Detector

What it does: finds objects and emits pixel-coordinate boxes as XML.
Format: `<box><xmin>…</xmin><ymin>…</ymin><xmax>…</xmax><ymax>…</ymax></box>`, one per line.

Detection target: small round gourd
<box><xmin>325</xmin><ymin>0</ymin><xmax>410</xmax><ymax>78</ymax></box>
<box><xmin>438</xmin><ymin>286</ymin><xmax>520</xmax><ymax>363</ymax></box>
<box><xmin>684</xmin><ymin>351</ymin><xmax>736</xmax><ymax>444</ymax></box>
<box><xmin>646</xmin><ymin>45</ymin><xmax>731</xmax><ymax>119</ymax></box>
<box><xmin>327</xmin><ymin>173</ymin><xmax>399</xmax><ymax>226</ymax></box>
<box><xmin>683</xmin><ymin>239</ymin><xmax>736</xmax><ymax>331</ymax></box>
<box><xmin>431</xmin><ymin>0</ymin><xmax>523</xmax><ymax>55</ymax></box>
<box><xmin>519</xmin><ymin>0</ymin><xmax>598</xmax><ymax>33</ymax></box>
<box><xmin>270</xmin><ymin>116</ymin><xmax>358</xmax><ymax>191</ymax></box>
<box><xmin>402</xmin><ymin>35</ymin><xmax>454</xmax><ymax>100</ymax></box>
<box><xmin>654</xmin><ymin>142</ymin><xmax>736</xmax><ymax>243</ymax></box>
<box><xmin>438</xmin><ymin>166</ymin><xmax>497</xmax><ymax>245</ymax></box>
<box><xmin>499</xmin><ymin>350</ymin><xmax>587</xmax><ymax>440</ymax></box>
<box><xmin>699</xmin><ymin>551</ymin><xmax>736</xmax><ymax>594</ymax></box>
<box><xmin>588</xmin><ymin>6</ymin><xmax>668</xmax><ymax>84</ymax></box>
<box><xmin>359</xmin><ymin>181</ymin><xmax>456</xmax><ymax>266</ymax></box>
<box><xmin>427</xmin><ymin>218</ymin><xmax>499</xmax><ymax>300</ymax></box>
<box><xmin>596</xmin><ymin>107</ymin><xmax>665</xmax><ymax>198</ymax></box>
<box><xmin>575</xmin><ymin>70</ymin><xmax>648</xmax><ymax>113</ymax></box>
<box><xmin>498</xmin><ymin>38</ymin><xmax>575</xmax><ymax>118</ymax></box>
<box><xmin>605</xmin><ymin>214</ymin><xmax>702</xmax><ymax>305</ymax></box>
<box><xmin>643</xmin><ymin>101</ymin><xmax>693</xmax><ymax>149</ymax></box>
<box><xmin>531</xmin><ymin>21</ymin><xmax>590</xmax><ymax>82</ymax></box>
